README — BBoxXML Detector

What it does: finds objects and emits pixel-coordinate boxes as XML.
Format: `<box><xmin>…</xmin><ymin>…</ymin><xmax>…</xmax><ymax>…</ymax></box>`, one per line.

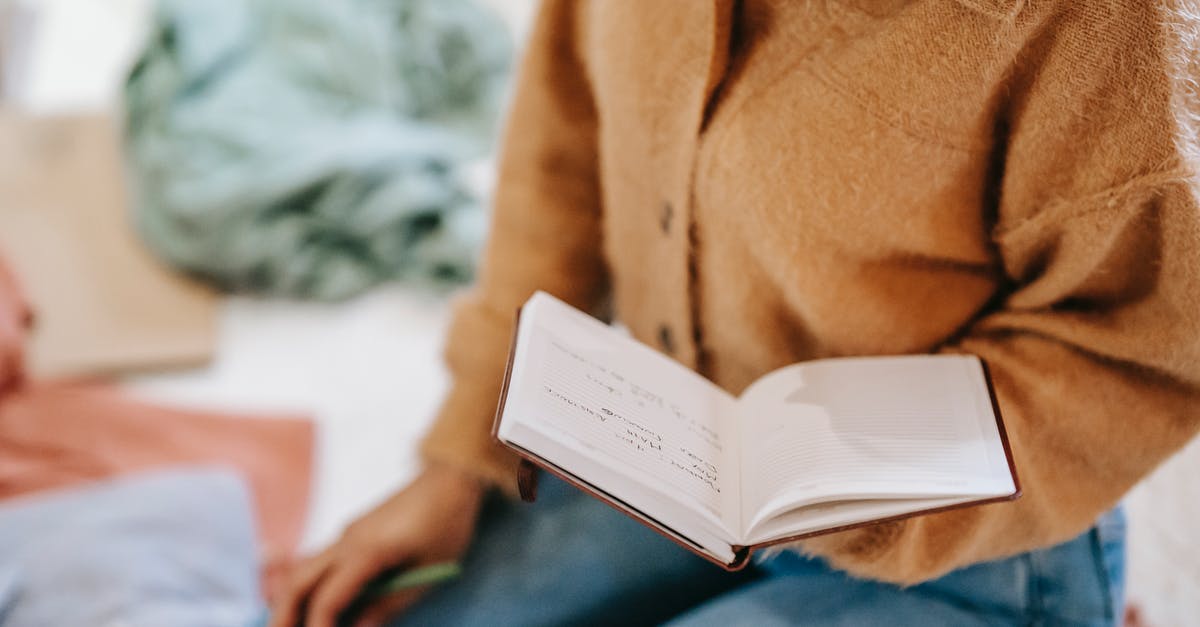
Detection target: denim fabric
<box><xmin>669</xmin><ymin>508</ymin><xmax>1126</xmax><ymax>627</ymax></box>
<box><xmin>394</xmin><ymin>476</ymin><xmax>1125</xmax><ymax>626</ymax></box>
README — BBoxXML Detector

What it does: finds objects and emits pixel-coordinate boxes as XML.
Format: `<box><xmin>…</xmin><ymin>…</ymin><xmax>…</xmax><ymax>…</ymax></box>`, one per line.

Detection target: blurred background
<box><xmin>0</xmin><ymin>0</ymin><xmax>1195</xmax><ymax>625</ymax></box>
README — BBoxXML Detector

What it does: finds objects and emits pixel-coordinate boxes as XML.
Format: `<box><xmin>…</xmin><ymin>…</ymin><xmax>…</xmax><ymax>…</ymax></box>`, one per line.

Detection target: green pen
<box><xmin>336</xmin><ymin>561</ymin><xmax>463</xmax><ymax>625</ymax></box>
<box><xmin>253</xmin><ymin>562</ymin><xmax>462</xmax><ymax>627</ymax></box>
<box><xmin>358</xmin><ymin>561</ymin><xmax>462</xmax><ymax>600</ymax></box>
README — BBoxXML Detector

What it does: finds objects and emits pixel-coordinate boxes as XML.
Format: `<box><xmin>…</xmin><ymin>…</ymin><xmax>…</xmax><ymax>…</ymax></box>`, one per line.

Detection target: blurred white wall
<box><xmin>1</xmin><ymin>0</ymin><xmax>152</xmax><ymax>112</ymax></box>
<box><xmin>0</xmin><ymin>0</ymin><xmax>534</xmax><ymax>113</ymax></box>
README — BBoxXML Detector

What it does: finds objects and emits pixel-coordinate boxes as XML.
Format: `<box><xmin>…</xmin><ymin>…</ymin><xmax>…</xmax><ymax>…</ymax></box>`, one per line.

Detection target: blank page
<box><xmin>737</xmin><ymin>355</ymin><xmax>1014</xmax><ymax>536</ymax></box>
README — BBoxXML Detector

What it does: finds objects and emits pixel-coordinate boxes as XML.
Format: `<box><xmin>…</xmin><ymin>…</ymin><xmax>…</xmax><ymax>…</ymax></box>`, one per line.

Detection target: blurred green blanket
<box><xmin>124</xmin><ymin>0</ymin><xmax>510</xmax><ymax>300</ymax></box>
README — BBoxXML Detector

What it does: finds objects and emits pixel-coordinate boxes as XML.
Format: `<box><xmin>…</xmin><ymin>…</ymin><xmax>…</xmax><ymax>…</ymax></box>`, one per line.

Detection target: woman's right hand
<box><xmin>269</xmin><ymin>462</ymin><xmax>485</xmax><ymax>627</ymax></box>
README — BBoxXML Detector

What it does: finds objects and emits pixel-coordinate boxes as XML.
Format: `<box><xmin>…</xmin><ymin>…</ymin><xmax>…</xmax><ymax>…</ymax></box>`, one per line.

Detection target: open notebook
<box><xmin>493</xmin><ymin>292</ymin><xmax>1020</xmax><ymax>570</ymax></box>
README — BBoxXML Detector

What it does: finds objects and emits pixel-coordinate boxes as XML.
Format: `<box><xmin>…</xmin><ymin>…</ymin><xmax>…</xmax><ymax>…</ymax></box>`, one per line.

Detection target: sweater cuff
<box><xmin>418</xmin><ymin>379</ymin><xmax>523</xmax><ymax>497</ymax></box>
<box><xmin>792</xmin><ymin>520</ymin><xmax>910</xmax><ymax>582</ymax></box>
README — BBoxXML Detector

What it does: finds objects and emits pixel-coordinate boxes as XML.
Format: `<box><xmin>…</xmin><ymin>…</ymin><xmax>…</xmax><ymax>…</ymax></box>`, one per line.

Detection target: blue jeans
<box><xmin>394</xmin><ymin>476</ymin><xmax>1125</xmax><ymax>626</ymax></box>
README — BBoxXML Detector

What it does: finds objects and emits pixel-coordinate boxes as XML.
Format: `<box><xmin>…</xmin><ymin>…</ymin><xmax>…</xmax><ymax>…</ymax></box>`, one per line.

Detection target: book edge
<box><xmin>489</xmin><ymin>305</ymin><xmax>524</xmax><ymax>445</ymax></box>
<box><xmin>980</xmin><ymin>358</ymin><xmax>1022</xmax><ymax>500</ymax></box>
<box><xmin>503</xmin><ymin>440</ymin><xmax>748</xmax><ymax>570</ymax></box>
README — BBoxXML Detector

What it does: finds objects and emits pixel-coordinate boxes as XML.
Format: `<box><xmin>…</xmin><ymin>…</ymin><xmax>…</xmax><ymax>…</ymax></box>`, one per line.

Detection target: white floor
<box><xmin>1126</xmin><ymin>436</ymin><xmax>1200</xmax><ymax>626</ymax></box>
<box><xmin>123</xmin><ymin>287</ymin><xmax>451</xmax><ymax>554</ymax></box>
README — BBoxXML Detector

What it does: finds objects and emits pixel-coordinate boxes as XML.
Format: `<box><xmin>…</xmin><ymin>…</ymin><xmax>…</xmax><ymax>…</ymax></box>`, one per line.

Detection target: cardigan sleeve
<box><xmin>418</xmin><ymin>0</ymin><xmax>608</xmax><ymax>493</ymax></box>
<box><xmin>798</xmin><ymin>1</ymin><xmax>1200</xmax><ymax>584</ymax></box>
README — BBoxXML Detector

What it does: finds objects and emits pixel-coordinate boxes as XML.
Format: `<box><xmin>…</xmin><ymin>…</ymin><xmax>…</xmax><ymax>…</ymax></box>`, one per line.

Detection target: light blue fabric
<box><xmin>124</xmin><ymin>0</ymin><xmax>511</xmax><ymax>300</ymax></box>
<box><xmin>391</xmin><ymin>475</ymin><xmax>1126</xmax><ymax>626</ymax></box>
<box><xmin>0</xmin><ymin>468</ymin><xmax>264</xmax><ymax>627</ymax></box>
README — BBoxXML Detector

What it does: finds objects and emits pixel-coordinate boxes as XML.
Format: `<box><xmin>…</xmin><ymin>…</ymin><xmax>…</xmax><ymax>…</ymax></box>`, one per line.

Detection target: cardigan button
<box><xmin>659</xmin><ymin>201</ymin><xmax>673</xmax><ymax>234</ymax></box>
<box><xmin>657</xmin><ymin>324</ymin><xmax>675</xmax><ymax>354</ymax></box>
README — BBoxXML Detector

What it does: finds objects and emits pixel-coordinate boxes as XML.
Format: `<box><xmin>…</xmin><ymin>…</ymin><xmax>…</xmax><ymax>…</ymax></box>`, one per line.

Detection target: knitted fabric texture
<box><xmin>421</xmin><ymin>0</ymin><xmax>1200</xmax><ymax>584</ymax></box>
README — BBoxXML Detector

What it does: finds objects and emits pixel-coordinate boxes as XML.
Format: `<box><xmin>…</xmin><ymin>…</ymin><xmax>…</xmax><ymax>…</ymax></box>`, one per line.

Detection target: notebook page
<box><xmin>736</xmin><ymin>355</ymin><xmax>1014</xmax><ymax>535</ymax></box>
<box><xmin>501</xmin><ymin>293</ymin><xmax>742</xmax><ymax>537</ymax></box>
<box><xmin>747</xmin><ymin>494</ymin><xmax>981</xmax><ymax>545</ymax></box>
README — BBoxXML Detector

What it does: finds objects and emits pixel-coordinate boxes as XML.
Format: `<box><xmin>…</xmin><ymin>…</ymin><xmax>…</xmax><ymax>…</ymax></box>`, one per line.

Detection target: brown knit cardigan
<box><xmin>420</xmin><ymin>0</ymin><xmax>1200</xmax><ymax>584</ymax></box>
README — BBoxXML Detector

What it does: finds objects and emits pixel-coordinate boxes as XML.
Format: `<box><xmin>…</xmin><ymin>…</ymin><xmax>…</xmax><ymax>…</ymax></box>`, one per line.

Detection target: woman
<box><xmin>273</xmin><ymin>1</ymin><xmax>1200</xmax><ymax>625</ymax></box>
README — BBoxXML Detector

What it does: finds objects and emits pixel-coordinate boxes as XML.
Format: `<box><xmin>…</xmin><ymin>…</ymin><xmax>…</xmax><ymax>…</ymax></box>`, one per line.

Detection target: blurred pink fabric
<box><xmin>0</xmin><ymin>253</ymin><xmax>314</xmax><ymax>585</ymax></box>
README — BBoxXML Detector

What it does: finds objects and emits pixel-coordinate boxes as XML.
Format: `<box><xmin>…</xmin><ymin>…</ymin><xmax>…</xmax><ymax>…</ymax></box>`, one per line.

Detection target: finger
<box><xmin>306</xmin><ymin>555</ymin><xmax>386</xmax><ymax>627</ymax></box>
<box><xmin>269</xmin><ymin>549</ymin><xmax>335</xmax><ymax>627</ymax></box>
<box><xmin>352</xmin><ymin>588</ymin><xmax>426</xmax><ymax>627</ymax></box>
